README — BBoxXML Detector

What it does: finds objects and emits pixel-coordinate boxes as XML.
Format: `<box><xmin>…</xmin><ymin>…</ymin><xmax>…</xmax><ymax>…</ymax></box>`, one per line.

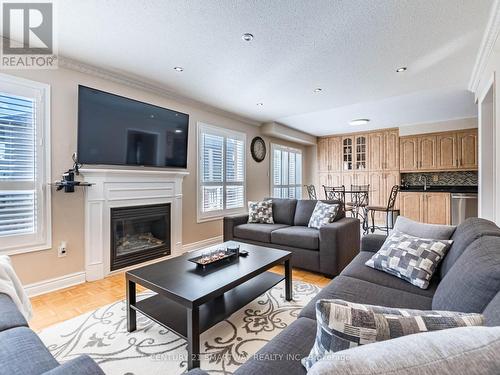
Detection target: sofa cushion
<box><xmin>308</xmin><ymin>202</ymin><xmax>340</xmax><ymax>229</ymax></box>
<box><xmin>394</xmin><ymin>216</ymin><xmax>456</xmax><ymax>239</ymax></box>
<box><xmin>307</xmin><ymin>326</ymin><xmax>500</xmax><ymax>375</ymax></box>
<box><xmin>0</xmin><ymin>326</ymin><xmax>59</xmax><ymax>374</ymax></box>
<box><xmin>302</xmin><ymin>299</ymin><xmax>483</xmax><ymax>371</ymax></box>
<box><xmin>248</xmin><ymin>200</ymin><xmax>274</xmax><ymax>224</ymax></box>
<box><xmin>234</xmin><ymin>223</ymin><xmax>289</xmax><ymax>243</ymax></box>
<box><xmin>0</xmin><ymin>293</ymin><xmax>28</xmax><ymax>332</ymax></box>
<box><xmin>341</xmin><ymin>252</ymin><xmax>438</xmax><ymax>299</ymax></box>
<box><xmin>440</xmin><ymin>217</ymin><xmax>500</xmax><ymax>279</ymax></box>
<box><xmin>271</xmin><ymin>226</ymin><xmax>319</xmax><ymax>250</ymax></box>
<box><xmin>264</xmin><ymin>198</ymin><xmax>297</xmax><ymax>225</ymax></box>
<box><xmin>294</xmin><ymin>200</ymin><xmax>344</xmax><ymax>226</ymax></box>
<box><xmin>483</xmin><ymin>291</ymin><xmax>500</xmax><ymax>327</ymax></box>
<box><xmin>365</xmin><ymin>230</ymin><xmax>453</xmax><ymax>289</ymax></box>
<box><xmin>299</xmin><ymin>275</ymin><xmax>433</xmax><ymax>320</ymax></box>
<box><xmin>433</xmin><ymin>236</ymin><xmax>500</xmax><ymax>313</ymax></box>
<box><xmin>234</xmin><ymin>317</ymin><xmax>315</xmax><ymax>375</ymax></box>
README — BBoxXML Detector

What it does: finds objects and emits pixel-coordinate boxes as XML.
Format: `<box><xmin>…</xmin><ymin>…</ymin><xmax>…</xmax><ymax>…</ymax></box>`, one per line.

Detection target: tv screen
<box><xmin>77</xmin><ymin>85</ymin><xmax>189</xmax><ymax>168</ymax></box>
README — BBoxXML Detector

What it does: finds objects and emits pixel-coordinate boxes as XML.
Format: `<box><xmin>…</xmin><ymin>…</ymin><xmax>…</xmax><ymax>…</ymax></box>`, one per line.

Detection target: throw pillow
<box><xmin>394</xmin><ymin>216</ymin><xmax>456</xmax><ymax>240</ymax></box>
<box><xmin>307</xmin><ymin>326</ymin><xmax>500</xmax><ymax>375</ymax></box>
<box><xmin>302</xmin><ymin>299</ymin><xmax>484</xmax><ymax>371</ymax></box>
<box><xmin>365</xmin><ymin>230</ymin><xmax>453</xmax><ymax>289</ymax></box>
<box><xmin>308</xmin><ymin>202</ymin><xmax>340</xmax><ymax>229</ymax></box>
<box><xmin>247</xmin><ymin>200</ymin><xmax>274</xmax><ymax>224</ymax></box>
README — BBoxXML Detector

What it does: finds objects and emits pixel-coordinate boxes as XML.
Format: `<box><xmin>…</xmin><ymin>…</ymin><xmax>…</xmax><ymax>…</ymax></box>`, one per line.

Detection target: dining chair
<box><xmin>304</xmin><ymin>184</ymin><xmax>318</xmax><ymax>200</ymax></box>
<box><xmin>366</xmin><ymin>185</ymin><xmax>400</xmax><ymax>235</ymax></box>
<box><xmin>346</xmin><ymin>184</ymin><xmax>370</xmax><ymax>218</ymax></box>
<box><xmin>323</xmin><ymin>185</ymin><xmax>346</xmax><ymax>209</ymax></box>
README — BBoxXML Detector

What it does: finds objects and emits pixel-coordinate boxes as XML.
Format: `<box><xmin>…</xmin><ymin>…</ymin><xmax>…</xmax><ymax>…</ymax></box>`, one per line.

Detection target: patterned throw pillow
<box><xmin>247</xmin><ymin>200</ymin><xmax>274</xmax><ymax>224</ymax></box>
<box><xmin>308</xmin><ymin>202</ymin><xmax>340</xmax><ymax>229</ymax></box>
<box><xmin>302</xmin><ymin>299</ymin><xmax>484</xmax><ymax>371</ymax></box>
<box><xmin>365</xmin><ymin>230</ymin><xmax>453</xmax><ymax>289</ymax></box>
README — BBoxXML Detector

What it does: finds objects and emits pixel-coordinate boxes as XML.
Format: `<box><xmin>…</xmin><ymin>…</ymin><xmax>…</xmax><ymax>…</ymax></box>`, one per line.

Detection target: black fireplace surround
<box><xmin>110</xmin><ymin>203</ymin><xmax>171</xmax><ymax>271</ymax></box>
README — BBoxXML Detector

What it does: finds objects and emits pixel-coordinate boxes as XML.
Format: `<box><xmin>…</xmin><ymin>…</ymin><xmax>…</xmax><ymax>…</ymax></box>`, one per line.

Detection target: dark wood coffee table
<box><xmin>126</xmin><ymin>242</ymin><xmax>292</xmax><ymax>369</ymax></box>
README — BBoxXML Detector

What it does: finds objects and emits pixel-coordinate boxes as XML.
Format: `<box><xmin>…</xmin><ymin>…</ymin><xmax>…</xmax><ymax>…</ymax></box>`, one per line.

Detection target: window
<box><xmin>0</xmin><ymin>74</ymin><xmax>51</xmax><ymax>254</ymax></box>
<box><xmin>271</xmin><ymin>144</ymin><xmax>302</xmax><ymax>199</ymax></box>
<box><xmin>198</xmin><ymin>123</ymin><xmax>245</xmax><ymax>221</ymax></box>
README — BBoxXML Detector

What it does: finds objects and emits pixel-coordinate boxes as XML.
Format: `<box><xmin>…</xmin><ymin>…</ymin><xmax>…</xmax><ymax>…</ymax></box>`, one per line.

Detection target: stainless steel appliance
<box><xmin>451</xmin><ymin>193</ymin><xmax>478</xmax><ymax>225</ymax></box>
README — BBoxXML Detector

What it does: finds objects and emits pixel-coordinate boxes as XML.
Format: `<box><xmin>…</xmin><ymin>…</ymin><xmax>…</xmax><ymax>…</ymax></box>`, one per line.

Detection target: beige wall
<box><xmin>0</xmin><ymin>67</ymin><xmax>309</xmax><ymax>284</ymax></box>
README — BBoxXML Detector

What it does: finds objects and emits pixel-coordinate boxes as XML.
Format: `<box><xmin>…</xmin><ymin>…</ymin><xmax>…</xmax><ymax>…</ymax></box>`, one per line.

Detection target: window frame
<box><xmin>197</xmin><ymin>122</ymin><xmax>246</xmax><ymax>222</ymax></box>
<box><xmin>270</xmin><ymin>143</ymin><xmax>303</xmax><ymax>199</ymax></box>
<box><xmin>0</xmin><ymin>73</ymin><xmax>51</xmax><ymax>255</ymax></box>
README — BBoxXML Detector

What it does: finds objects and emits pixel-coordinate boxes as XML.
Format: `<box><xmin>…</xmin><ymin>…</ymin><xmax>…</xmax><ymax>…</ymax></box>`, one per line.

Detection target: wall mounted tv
<box><xmin>77</xmin><ymin>85</ymin><xmax>189</xmax><ymax>168</ymax></box>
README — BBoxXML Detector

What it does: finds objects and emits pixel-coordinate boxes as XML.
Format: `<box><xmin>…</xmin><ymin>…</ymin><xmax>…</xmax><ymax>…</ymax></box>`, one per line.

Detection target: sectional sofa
<box><xmin>0</xmin><ymin>294</ymin><xmax>104</xmax><ymax>374</ymax></box>
<box><xmin>191</xmin><ymin>217</ymin><xmax>500</xmax><ymax>374</ymax></box>
<box><xmin>224</xmin><ymin>198</ymin><xmax>360</xmax><ymax>277</ymax></box>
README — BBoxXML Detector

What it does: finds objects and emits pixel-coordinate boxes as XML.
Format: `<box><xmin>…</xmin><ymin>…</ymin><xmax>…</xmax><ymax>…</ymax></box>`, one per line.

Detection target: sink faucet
<box><xmin>419</xmin><ymin>175</ymin><xmax>428</xmax><ymax>191</ymax></box>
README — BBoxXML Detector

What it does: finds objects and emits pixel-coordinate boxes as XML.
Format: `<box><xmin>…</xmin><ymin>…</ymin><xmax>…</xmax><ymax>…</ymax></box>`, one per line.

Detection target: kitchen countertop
<box><xmin>400</xmin><ymin>185</ymin><xmax>478</xmax><ymax>194</ymax></box>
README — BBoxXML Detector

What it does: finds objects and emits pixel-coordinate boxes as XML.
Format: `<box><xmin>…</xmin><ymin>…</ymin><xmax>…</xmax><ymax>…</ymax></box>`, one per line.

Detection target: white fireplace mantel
<box><xmin>81</xmin><ymin>168</ymin><xmax>189</xmax><ymax>281</ymax></box>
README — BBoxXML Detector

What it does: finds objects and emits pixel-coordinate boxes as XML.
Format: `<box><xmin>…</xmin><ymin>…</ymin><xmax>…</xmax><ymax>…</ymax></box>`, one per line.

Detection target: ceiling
<box><xmin>56</xmin><ymin>0</ymin><xmax>493</xmax><ymax>135</ymax></box>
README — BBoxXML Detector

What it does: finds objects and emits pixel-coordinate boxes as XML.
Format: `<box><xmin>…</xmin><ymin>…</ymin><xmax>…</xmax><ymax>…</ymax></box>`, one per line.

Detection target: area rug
<box><xmin>39</xmin><ymin>280</ymin><xmax>320</xmax><ymax>375</ymax></box>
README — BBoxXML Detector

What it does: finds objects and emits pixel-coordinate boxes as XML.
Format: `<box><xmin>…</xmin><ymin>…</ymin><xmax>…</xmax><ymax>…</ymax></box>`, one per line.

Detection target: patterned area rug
<box><xmin>39</xmin><ymin>280</ymin><xmax>320</xmax><ymax>375</ymax></box>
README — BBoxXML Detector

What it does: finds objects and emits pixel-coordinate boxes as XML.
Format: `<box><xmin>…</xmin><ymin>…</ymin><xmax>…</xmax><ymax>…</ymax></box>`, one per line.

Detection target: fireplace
<box><xmin>110</xmin><ymin>203</ymin><xmax>171</xmax><ymax>271</ymax></box>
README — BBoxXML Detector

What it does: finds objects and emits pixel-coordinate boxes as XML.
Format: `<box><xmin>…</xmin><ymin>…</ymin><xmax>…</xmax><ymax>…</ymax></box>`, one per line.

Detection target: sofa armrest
<box><xmin>43</xmin><ymin>355</ymin><xmax>104</xmax><ymax>375</ymax></box>
<box><xmin>318</xmin><ymin>217</ymin><xmax>360</xmax><ymax>276</ymax></box>
<box><xmin>361</xmin><ymin>234</ymin><xmax>387</xmax><ymax>252</ymax></box>
<box><xmin>223</xmin><ymin>214</ymin><xmax>248</xmax><ymax>241</ymax></box>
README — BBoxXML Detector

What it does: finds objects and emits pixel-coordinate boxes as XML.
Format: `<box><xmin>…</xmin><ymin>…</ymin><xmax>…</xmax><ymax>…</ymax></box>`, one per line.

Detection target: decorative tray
<box><xmin>188</xmin><ymin>249</ymin><xmax>237</xmax><ymax>267</ymax></box>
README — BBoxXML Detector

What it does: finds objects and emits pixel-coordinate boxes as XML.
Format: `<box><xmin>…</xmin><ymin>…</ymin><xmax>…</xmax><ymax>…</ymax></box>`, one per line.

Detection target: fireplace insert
<box><xmin>110</xmin><ymin>203</ymin><xmax>171</xmax><ymax>271</ymax></box>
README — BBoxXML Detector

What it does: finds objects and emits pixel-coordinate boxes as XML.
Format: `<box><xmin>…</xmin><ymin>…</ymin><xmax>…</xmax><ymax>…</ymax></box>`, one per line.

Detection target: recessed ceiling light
<box><xmin>396</xmin><ymin>67</ymin><xmax>407</xmax><ymax>73</ymax></box>
<box><xmin>256</xmin><ymin>102</ymin><xmax>264</xmax><ymax>106</ymax></box>
<box><xmin>313</xmin><ymin>88</ymin><xmax>322</xmax><ymax>93</ymax></box>
<box><xmin>175</xmin><ymin>129</ymin><xmax>183</xmax><ymax>133</ymax></box>
<box><xmin>173</xmin><ymin>66</ymin><xmax>184</xmax><ymax>72</ymax></box>
<box><xmin>349</xmin><ymin>118</ymin><xmax>370</xmax><ymax>126</ymax></box>
<box><xmin>242</xmin><ymin>33</ymin><xmax>254</xmax><ymax>42</ymax></box>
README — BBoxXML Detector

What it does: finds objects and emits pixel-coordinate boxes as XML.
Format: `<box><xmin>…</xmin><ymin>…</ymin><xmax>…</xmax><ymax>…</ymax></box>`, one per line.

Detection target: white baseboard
<box><xmin>24</xmin><ymin>271</ymin><xmax>86</xmax><ymax>298</ymax></box>
<box><xmin>182</xmin><ymin>235</ymin><xmax>223</xmax><ymax>253</ymax></box>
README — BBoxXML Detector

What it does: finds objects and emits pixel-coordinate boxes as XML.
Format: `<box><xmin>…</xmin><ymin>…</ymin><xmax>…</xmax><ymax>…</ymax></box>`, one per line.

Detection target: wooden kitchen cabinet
<box><xmin>424</xmin><ymin>193</ymin><xmax>451</xmax><ymax>225</ymax></box>
<box><xmin>369</xmin><ymin>130</ymin><xmax>400</xmax><ymax>171</ymax></box>
<box><xmin>400</xmin><ymin>192</ymin><xmax>451</xmax><ymax>225</ymax></box>
<box><xmin>418</xmin><ymin>135</ymin><xmax>437</xmax><ymax>170</ymax></box>
<box><xmin>328</xmin><ymin>137</ymin><xmax>342</xmax><ymax>171</ymax></box>
<box><xmin>436</xmin><ymin>133</ymin><xmax>457</xmax><ymax>170</ymax></box>
<box><xmin>400</xmin><ymin>137</ymin><xmax>419</xmax><ymax>171</ymax></box>
<box><xmin>385</xmin><ymin>129</ymin><xmax>400</xmax><ymax>170</ymax></box>
<box><xmin>457</xmin><ymin>129</ymin><xmax>478</xmax><ymax>170</ymax></box>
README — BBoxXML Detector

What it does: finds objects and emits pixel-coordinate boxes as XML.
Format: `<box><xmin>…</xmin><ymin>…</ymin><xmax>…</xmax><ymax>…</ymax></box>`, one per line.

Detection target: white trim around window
<box><xmin>270</xmin><ymin>143</ymin><xmax>303</xmax><ymax>199</ymax></box>
<box><xmin>197</xmin><ymin>122</ymin><xmax>246</xmax><ymax>222</ymax></box>
<box><xmin>0</xmin><ymin>73</ymin><xmax>51</xmax><ymax>255</ymax></box>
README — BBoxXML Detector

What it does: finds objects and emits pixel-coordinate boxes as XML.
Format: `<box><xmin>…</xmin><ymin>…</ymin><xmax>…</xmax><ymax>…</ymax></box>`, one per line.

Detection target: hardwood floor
<box><xmin>29</xmin><ymin>266</ymin><xmax>331</xmax><ymax>332</ymax></box>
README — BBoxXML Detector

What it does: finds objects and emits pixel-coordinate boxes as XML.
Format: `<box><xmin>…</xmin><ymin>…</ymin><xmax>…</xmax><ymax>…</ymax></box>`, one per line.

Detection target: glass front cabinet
<box><xmin>343</xmin><ymin>135</ymin><xmax>367</xmax><ymax>171</ymax></box>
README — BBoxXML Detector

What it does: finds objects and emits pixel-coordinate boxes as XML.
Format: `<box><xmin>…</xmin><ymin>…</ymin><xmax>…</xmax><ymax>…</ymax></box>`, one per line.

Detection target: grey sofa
<box><xmin>223</xmin><ymin>198</ymin><xmax>360</xmax><ymax>277</ymax></box>
<box><xmin>190</xmin><ymin>217</ymin><xmax>500</xmax><ymax>375</ymax></box>
<box><xmin>0</xmin><ymin>294</ymin><xmax>104</xmax><ymax>375</ymax></box>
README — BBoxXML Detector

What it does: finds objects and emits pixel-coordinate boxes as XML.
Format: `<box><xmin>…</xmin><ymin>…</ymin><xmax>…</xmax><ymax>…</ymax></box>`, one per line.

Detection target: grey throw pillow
<box><xmin>247</xmin><ymin>200</ymin><xmax>274</xmax><ymax>224</ymax></box>
<box><xmin>365</xmin><ymin>230</ymin><xmax>453</xmax><ymax>289</ymax></box>
<box><xmin>308</xmin><ymin>326</ymin><xmax>500</xmax><ymax>375</ymax></box>
<box><xmin>302</xmin><ymin>299</ymin><xmax>484</xmax><ymax>371</ymax></box>
<box><xmin>308</xmin><ymin>202</ymin><xmax>340</xmax><ymax>229</ymax></box>
<box><xmin>394</xmin><ymin>216</ymin><xmax>456</xmax><ymax>240</ymax></box>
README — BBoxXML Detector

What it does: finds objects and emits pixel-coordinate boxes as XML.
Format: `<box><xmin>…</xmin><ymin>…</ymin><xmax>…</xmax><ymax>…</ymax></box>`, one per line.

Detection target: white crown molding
<box><xmin>58</xmin><ymin>56</ymin><xmax>260</xmax><ymax>127</ymax></box>
<box><xmin>469</xmin><ymin>0</ymin><xmax>500</xmax><ymax>93</ymax></box>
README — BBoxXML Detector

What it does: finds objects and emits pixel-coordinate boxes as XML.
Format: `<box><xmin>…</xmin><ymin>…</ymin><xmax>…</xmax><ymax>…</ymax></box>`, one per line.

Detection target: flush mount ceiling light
<box><xmin>256</xmin><ymin>102</ymin><xmax>264</xmax><ymax>106</ymax></box>
<box><xmin>313</xmin><ymin>88</ymin><xmax>322</xmax><ymax>93</ymax></box>
<box><xmin>396</xmin><ymin>67</ymin><xmax>407</xmax><ymax>73</ymax></box>
<box><xmin>349</xmin><ymin>118</ymin><xmax>370</xmax><ymax>126</ymax></box>
<box><xmin>242</xmin><ymin>33</ymin><xmax>254</xmax><ymax>42</ymax></box>
<box><xmin>173</xmin><ymin>66</ymin><xmax>184</xmax><ymax>72</ymax></box>
<box><xmin>175</xmin><ymin>129</ymin><xmax>183</xmax><ymax>133</ymax></box>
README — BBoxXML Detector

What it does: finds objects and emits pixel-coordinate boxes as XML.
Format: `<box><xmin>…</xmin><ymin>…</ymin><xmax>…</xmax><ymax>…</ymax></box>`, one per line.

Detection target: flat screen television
<box><xmin>77</xmin><ymin>85</ymin><xmax>189</xmax><ymax>168</ymax></box>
